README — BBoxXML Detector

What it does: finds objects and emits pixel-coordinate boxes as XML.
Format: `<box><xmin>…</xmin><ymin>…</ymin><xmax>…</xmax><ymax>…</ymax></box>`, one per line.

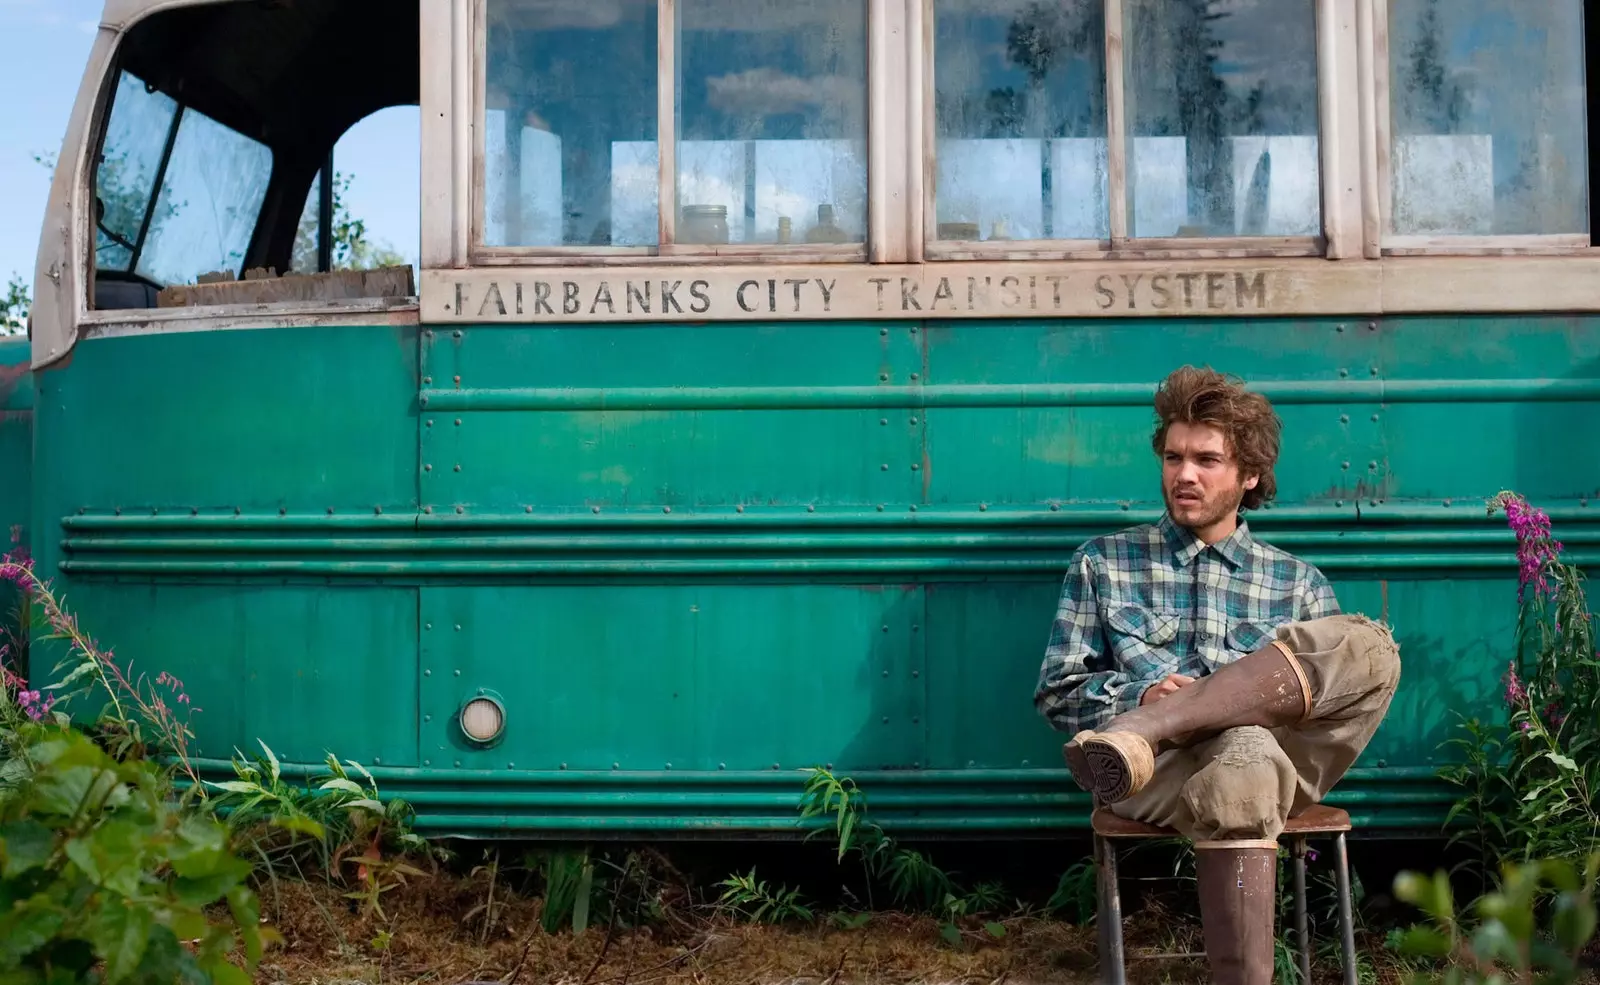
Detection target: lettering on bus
<box><xmin>435</xmin><ymin>267</ymin><xmax>1277</xmax><ymax>322</ymax></box>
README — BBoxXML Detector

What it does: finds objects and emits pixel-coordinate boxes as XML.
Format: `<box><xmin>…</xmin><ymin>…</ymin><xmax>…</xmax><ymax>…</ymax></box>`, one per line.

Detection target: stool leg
<box><xmin>1334</xmin><ymin>831</ymin><xmax>1358</xmax><ymax>985</ymax></box>
<box><xmin>1293</xmin><ymin>836</ymin><xmax>1311</xmax><ymax>983</ymax></box>
<box><xmin>1096</xmin><ymin>833</ymin><xmax>1126</xmax><ymax>985</ymax></box>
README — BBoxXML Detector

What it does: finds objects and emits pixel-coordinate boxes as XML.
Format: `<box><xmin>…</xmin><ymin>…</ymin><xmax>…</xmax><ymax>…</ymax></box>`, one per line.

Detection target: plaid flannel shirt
<box><xmin>1034</xmin><ymin>513</ymin><xmax>1340</xmax><ymax>735</ymax></box>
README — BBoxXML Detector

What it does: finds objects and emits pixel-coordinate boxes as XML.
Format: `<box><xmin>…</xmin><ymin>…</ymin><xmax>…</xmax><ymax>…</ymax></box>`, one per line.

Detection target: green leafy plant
<box><xmin>1</xmin><ymin>275</ymin><xmax>27</xmax><ymax>335</ymax></box>
<box><xmin>536</xmin><ymin>848</ymin><xmax>595</xmax><ymax>935</ymax></box>
<box><xmin>290</xmin><ymin>170</ymin><xmax>409</xmax><ymax>274</ymax></box>
<box><xmin>797</xmin><ymin>767</ymin><xmax>1009</xmax><ymax>947</ymax></box>
<box><xmin>1047</xmin><ymin>856</ymin><xmax>1097</xmax><ymax>924</ymax></box>
<box><xmin>0</xmin><ymin>724</ymin><xmax>273</xmax><ymax>984</ymax></box>
<box><xmin>1390</xmin><ymin>853</ymin><xmax>1600</xmax><ymax>984</ymax></box>
<box><xmin>2</xmin><ymin>552</ymin><xmax>204</xmax><ymax>796</ymax></box>
<box><xmin>716</xmin><ymin>868</ymin><xmax>815</xmax><ymax>924</ymax></box>
<box><xmin>207</xmin><ymin>743</ymin><xmax>427</xmax><ymax>877</ymax></box>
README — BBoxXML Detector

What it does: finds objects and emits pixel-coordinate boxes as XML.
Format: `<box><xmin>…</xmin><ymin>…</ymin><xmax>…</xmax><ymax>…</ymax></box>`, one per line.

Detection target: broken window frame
<box><xmin>88</xmin><ymin>67</ymin><xmax>278</xmax><ymax>290</ymax></box>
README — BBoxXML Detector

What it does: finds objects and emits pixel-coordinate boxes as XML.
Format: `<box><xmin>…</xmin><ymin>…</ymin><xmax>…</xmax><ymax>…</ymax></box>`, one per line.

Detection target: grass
<box><xmin>227</xmin><ymin>831</ymin><xmax>1600</xmax><ymax>985</ymax></box>
<box><xmin>249</xmin><ymin>860</ymin><xmax>1547</xmax><ymax>985</ymax></box>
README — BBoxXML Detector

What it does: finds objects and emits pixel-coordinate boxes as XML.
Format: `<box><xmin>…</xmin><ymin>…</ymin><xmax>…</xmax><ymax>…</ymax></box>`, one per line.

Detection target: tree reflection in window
<box><xmin>92</xmin><ymin>71</ymin><xmax>273</xmax><ymax>286</ymax></box>
<box><xmin>934</xmin><ymin>0</ymin><xmax>1320</xmax><ymax>243</ymax></box>
<box><xmin>1388</xmin><ymin>0</ymin><xmax>1587</xmax><ymax>237</ymax></box>
<box><xmin>1124</xmin><ymin>0</ymin><xmax>1319</xmax><ymax>238</ymax></box>
<box><xmin>935</xmin><ymin>0</ymin><xmax>1108</xmax><ymax>242</ymax></box>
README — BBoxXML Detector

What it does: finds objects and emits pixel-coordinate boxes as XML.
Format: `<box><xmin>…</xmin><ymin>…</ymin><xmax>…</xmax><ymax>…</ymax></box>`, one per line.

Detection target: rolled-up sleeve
<box><xmin>1034</xmin><ymin>548</ymin><xmax>1152</xmax><ymax>734</ymax></box>
<box><xmin>1299</xmin><ymin>565</ymin><xmax>1342</xmax><ymax>620</ymax></box>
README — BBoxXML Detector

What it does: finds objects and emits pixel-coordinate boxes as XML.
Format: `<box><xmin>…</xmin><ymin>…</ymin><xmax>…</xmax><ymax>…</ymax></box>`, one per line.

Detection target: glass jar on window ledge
<box><xmin>805</xmin><ymin>204</ymin><xmax>849</xmax><ymax>244</ymax></box>
<box><xmin>680</xmin><ymin>204</ymin><xmax>730</xmax><ymax>244</ymax></box>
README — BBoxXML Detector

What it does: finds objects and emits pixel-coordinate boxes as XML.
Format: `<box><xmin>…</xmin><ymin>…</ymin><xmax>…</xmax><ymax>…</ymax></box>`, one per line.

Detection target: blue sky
<box><xmin>0</xmin><ymin>0</ymin><xmax>420</xmax><ymax>288</ymax></box>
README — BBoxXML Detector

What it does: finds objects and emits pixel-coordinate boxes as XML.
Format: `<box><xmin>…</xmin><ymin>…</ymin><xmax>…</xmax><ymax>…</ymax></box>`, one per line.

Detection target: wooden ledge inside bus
<box><xmin>158</xmin><ymin>265</ymin><xmax>415</xmax><ymax>309</ymax></box>
<box><xmin>420</xmin><ymin>254</ymin><xmax>1600</xmax><ymax>324</ymax></box>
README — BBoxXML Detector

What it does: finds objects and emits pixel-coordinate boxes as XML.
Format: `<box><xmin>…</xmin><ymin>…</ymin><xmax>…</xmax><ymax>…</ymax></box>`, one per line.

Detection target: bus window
<box><xmin>1385</xmin><ymin>0</ymin><xmax>1588</xmax><ymax>240</ymax></box>
<box><xmin>86</xmin><ymin>0</ymin><xmax>419</xmax><ymax>312</ymax></box>
<box><xmin>93</xmin><ymin>70</ymin><xmax>273</xmax><ymax>304</ymax></box>
<box><xmin>290</xmin><ymin>107</ymin><xmax>420</xmax><ymax>277</ymax></box>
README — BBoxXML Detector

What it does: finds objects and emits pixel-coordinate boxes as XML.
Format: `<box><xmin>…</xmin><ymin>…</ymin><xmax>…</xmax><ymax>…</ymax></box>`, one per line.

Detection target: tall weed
<box><xmin>1438</xmin><ymin>493</ymin><xmax>1600</xmax><ymax>873</ymax></box>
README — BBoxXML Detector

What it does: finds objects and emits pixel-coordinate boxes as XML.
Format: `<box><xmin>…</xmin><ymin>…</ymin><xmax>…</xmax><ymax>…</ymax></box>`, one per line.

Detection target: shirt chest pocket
<box><xmin>1225</xmin><ymin>618</ymin><xmax>1279</xmax><ymax>656</ymax></box>
<box><xmin>1105</xmin><ymin>604</ymin><xmax>1180</xmax><ymax>662</ymax></box>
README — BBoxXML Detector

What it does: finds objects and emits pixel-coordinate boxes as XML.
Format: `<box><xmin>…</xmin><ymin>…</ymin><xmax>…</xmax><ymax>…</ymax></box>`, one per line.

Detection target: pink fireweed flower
<box><xmin>15</xmin><ymin>688</ymin><xmax>54</xmax><ymax>722</ymax></box>
<box><xmin>1504</xmin><ymin>662</ymin><xmax>1528</xmax><ymax>708</ymax></box>
<box><xmin>1494</xmin><ymin>493</ymin><xmax>1563</xmax><ymax>601</ymax></box>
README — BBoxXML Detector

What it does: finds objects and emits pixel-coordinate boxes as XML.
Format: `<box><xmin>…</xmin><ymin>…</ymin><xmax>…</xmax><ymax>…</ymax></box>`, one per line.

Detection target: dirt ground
<box><xmin>251</xmin><ymin>872</ymin><xmax>1432</xmax><ymax>985</ymax></box>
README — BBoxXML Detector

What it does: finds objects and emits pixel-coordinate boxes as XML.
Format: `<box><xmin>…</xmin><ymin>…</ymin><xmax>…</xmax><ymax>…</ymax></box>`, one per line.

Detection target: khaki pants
<box><xmin>1109</xmin><ymin>614</ymin><xmax>1401</xmax><ymax>842</ymax></box>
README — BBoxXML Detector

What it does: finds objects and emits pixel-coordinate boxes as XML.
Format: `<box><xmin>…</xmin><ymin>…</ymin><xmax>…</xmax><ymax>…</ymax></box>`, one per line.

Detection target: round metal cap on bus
<box><xmin>459</xmin><ymin>694</ymin><xmax>506</xmax><ymax>745</ymax></box>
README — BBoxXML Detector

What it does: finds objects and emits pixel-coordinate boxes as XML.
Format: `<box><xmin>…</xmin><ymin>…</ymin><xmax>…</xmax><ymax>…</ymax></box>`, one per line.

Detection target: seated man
<box><xmin>1033</xmin><ymin>365</ymin><xmax>1400</xmax><ymax>985</ymax></box>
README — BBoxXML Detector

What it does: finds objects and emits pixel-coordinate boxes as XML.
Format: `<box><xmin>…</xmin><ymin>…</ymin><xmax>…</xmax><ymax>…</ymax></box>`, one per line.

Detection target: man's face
<box><xmin>1161</xmin><ymin>421</ymin><xmax>1258</xmax><ymax>535</ymax></box>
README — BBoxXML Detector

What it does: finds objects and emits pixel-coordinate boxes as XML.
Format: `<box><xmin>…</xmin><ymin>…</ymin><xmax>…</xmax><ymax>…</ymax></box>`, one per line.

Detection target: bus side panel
<box><xmin>22</xmin><ymin>313</ymin><xmax>1600</xmax><ymax>834</ymax></box>
<box><xmin>34</xmin><ymin>325</ymin><xmax>419</xmax><ymax>512</ymax></box>
<box><xmin>30</xmin><ymin>324</ymin><xmax>422</xmax><ymax>768</ymax></box>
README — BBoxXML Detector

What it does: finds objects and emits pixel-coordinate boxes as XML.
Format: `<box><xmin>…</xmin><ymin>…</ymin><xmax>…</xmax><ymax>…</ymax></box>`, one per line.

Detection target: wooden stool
<box><xmin>1091</xmin><ymin>803</ymin><xmax>1358</xmax><ymax>985</ymax></box>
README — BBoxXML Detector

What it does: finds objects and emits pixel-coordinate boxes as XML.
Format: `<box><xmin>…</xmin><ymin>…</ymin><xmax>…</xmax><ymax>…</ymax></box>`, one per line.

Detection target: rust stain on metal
<box><xmin>0</xmin><ymin>362</ymin><xmax>26</xmax><ymax>405</ymax></box>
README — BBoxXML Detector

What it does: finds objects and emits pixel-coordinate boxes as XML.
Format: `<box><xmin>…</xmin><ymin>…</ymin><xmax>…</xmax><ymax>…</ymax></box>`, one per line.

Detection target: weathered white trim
<box><xmin>656</xmin><ymin>0</ymin><xmax>677</xmax><ymax>251</ymax></box>
<box><xmin>31</xmin><ymin>26</ymin><xmax>118</xmax><ymax>370</ymax></box>
<box><xmin>99</xmin><ymin>0</ymin><xmax>244</xmax><ymax>31</ymax></box>
<box><xmin>419</xmin><ymin>0</ymin><xmax>455</xmax><ymax>269</ymax></box>
<box><xmin>1371</xmin><ymin>0</ymin><xmax>1395</xmax><ymax>250</ymax></box>
<box><xmin>1384</xmin><ymin>235</ymin><xmax>1592</xmax><ymax>255</ymax></box>
<box><xmin>917</xmin><ymin>0</ymin><xmax>936</xmax><ymax>263</ymax></box>
<box><xmin>78</xmin><ymin>302</ymin><xmax>421</xmax><ymax>344</ymax></box>
<box><xmin>903</xmin><ymin>0</ymin><xmax>925</xmax><ymax>262</ymax></box>
<box><xmin>1103</xmin><ymin>0</ymin><xmax>1128</xmax><ymax>246</ymax></box>
<box><xmin>467</xmin><ymin>250</ymin><xmax>864</xmax><ymax>267</ymax></box>
<box><xmin>924</xmin><ymin>240</ymin><xmax>1321</xmax><ymax>262</ymax></box>
<box><xmin>926</xmin><ymin>239</ymin><xmax>1110</xmax><ymax>262</ymax></box>
<box><xmin>1355</xmin><ymin>0</ymin><xmax>1382</xmax><ymax>258</ymax></box>
<box><xmin>453</xmin><ymin>0</ymin><xmax>473</xmax><ymax>265</ymax></box>
<box><xmin>869</xmin><ymin>0</ymin><xmax>915</xmax><ymax>263</ymax></box>
<box><xmin>1318</xmin><ymin>0</ymin><xmax>1362</xmax><ymax>259</ymax></box>
<box><xmin>420</xmin><ymin>255</ymin><xmax>1600</xmax><ymax>323</ymax></box>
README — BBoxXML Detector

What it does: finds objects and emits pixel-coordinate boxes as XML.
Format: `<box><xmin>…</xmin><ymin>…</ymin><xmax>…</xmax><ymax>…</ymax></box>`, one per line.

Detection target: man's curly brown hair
<box><xmin>1151</xmin><ymin>365</ymin><xmax>1281</xmax><ymax>511</ymax></box>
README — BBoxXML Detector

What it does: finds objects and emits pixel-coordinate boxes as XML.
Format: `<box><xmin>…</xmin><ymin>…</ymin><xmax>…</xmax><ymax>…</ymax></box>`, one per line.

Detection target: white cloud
<box><xmin>705</xmin><ymin>67</ymin><xmax>861</xmax><ymax>118</ymax></box>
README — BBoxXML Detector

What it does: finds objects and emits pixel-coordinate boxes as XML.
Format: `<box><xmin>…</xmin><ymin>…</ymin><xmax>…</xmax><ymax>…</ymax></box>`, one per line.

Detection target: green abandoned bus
<box><xmin>4</xmin><ymin>0</ymin><xmax>1598</xmax><ymax>837</ymax></box>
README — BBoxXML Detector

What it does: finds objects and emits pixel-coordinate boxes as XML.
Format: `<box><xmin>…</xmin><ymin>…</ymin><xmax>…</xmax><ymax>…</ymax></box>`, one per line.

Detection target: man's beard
<box><xmin>1164</xmin><ymin>483</ymin><xmax>1245</xmax><ymax>532</ymax></box>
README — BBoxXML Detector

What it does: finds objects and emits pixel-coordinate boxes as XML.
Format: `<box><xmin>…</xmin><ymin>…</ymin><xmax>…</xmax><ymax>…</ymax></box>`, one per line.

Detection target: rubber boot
<box><xmin>1062</xmin><ymin>640</ymin><xmax>1311</xmax><ymax>802</ymax></box>
<box><xmin>1194</xmin><ymin>842</ymin><xmax>1279</xmax><ymax>985</ymax></box>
